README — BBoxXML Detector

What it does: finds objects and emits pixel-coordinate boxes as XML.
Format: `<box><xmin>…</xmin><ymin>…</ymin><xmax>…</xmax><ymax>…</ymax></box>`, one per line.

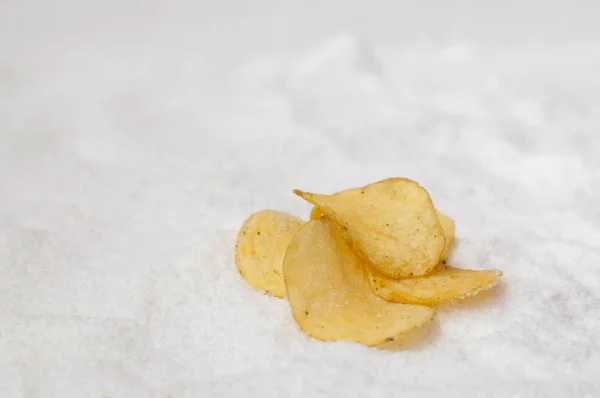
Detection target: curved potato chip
<box><xmin>438</xmin><ymin>212</ymin><xmax>455</xmax><ymax>262</ymax></box>
<box><xmin>294</xmin><ymin>178</ymin><xmax>445</xmax><ymax>278</ymax></box>
<box><xmin>310</xmin><ymin>206</ymin><xmax>325</xmax><ymax>220</ymax></box>
<box><xmin>235</xmin><ymin>210</ymin><xmax>303</xmax><ymax>297</ymax></box>
<box><xmin>314</xmin><ymin>206</ymin><xmax>454</xmax><ymax>262</ymax></box>
<box><xmin>283</xmin><ymin>217</ymin><xmax>435</xmax><ymax>346</ymax></box>
<box><xmin>369</xmin><ymin>265</ymin><xmax>502</xmax><ymax>305</ymax></box>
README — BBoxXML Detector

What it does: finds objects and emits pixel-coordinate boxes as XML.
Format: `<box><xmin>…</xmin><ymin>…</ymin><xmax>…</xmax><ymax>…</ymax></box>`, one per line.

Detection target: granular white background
<box><xmin>1</xmin><ymin>1</ymin><xmax>600</xmax><ymax>397</ymax></box>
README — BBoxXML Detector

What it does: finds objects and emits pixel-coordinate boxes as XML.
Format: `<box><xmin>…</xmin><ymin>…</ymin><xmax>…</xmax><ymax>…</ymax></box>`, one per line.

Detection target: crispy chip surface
<box><xmin>314</xmin><ymin>207</ymin><xmax>454</xmax><ymax>262</ymax></box>
<box><xmin>310</xmin><ymin>206</ymin><xmax>325</xmax><ymax>220</ymax></box>
<box><xmin>283</xmin><ymin>217</ymin><xmax>435</xmax><ymax>346</ymax></box>
<box><xmin>438</xmin><ymin>212</ymin><xmax>455</xmax><ymax>262</ymax></box>
<box><xmin>369</xmin><ymin>265</ymin><xmax>502</xmax><ymax>305</ymax></box>
<box><xmin>235</xmin><ymin>210</ymin><xmax>303</xmax><ymax>297</ymax></box>
<box><xmin>295</xmin><ymin>178</ymin><xmax>446</xmax><ymax>278</ymax></box>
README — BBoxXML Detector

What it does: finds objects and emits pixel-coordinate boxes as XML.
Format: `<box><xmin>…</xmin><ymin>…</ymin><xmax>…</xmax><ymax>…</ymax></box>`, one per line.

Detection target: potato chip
<box><xmin>294</xmin><ymin>178</ymin><xmax>446</xmax><ymax>278</ymax></box>
<box><xmin>314</xmin><ymin>206</ymin><xmax>454</xmax><ymax>261</ymax></box>
<box><xmin>369</xmin><ymin>264</ymin><xmax>502</xmax><ymax>305</ymax></box>
<box><xmin>283</xmin><ymin>217</ymin><xmax>435</xmax><ymax>346</ymax></box>
<box><xmin>438</xmin><ymin>212</ymin><xmax>455</xmax><ymax>262</ymax></box>
<box><xmin>235</xmin><ymin>210</ymin><xmax>303</xmax><ymax>297</ymax></box>
<box><xmin>309</xmin><ymin>206</ymin><xmax>324</xmax><ymax>220</ymax></box>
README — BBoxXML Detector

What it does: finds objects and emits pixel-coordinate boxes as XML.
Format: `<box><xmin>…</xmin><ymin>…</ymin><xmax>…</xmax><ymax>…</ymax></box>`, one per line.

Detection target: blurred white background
<box><xmin>3</xmin><ymin>0</ymin><xmax>600</xmax><ymax>56</ymax></box>
<box><xmin>1</xmin><ymin>1</ymin><xmax>599</xmax><ymax>397</ymax></box>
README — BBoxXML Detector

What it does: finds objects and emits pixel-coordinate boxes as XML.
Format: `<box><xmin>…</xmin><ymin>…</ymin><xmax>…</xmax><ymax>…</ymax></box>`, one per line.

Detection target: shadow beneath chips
<box><xmin>437</xmin><ymin>282</ymin><xmax>507</xmax><ymax>314</ymax></box>
<box><xmin>375</xmin><ymin>283</ymin><xmax>507</xmax><ymax>351</ymax></box>
<box><xmin>375</xmin><ymin>316</ymin><xmax>441</xmax><ymax>351</ymax></box>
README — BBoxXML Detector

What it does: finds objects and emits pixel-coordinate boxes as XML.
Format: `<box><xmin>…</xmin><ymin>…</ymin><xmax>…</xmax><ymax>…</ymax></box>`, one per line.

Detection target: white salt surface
<box><xmin>1</xmin><ymin>1</ymin><xmax>600</xmax><ymax>397</ymax></box>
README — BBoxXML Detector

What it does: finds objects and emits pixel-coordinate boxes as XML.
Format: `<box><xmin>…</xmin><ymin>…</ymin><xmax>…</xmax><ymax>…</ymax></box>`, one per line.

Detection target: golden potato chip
<box><xmin>235</xmin><ymin>210</ymin><xmax>303</xmax><ymax>297</ymax></box>
<box><xmin>314</xmin><ymin>206</ymin><xmax>454</xmax><ymax>261</ymax></box>
<box><xmin>369</xmin><ymin>264</ymin><xmax>502</xmax><ymax>305</ymax></box>
<box><xmin>294</xmin><ymin>178</ymin><xmax>446</xmax><ymax>278</ymax></box>
<box><xmin>438</xmin><ymin>212</ymin><xmax>455</xmax><ymax>262</ymax></box>
<box><xmin>283</xmin><ymin>217</ymin><xmax>435</xmax><ymax>346</ymax></box>
<box><xmin>309</xmin><ymin>206</ymin><xmax>324</xmax><ymax>220</ymax></box>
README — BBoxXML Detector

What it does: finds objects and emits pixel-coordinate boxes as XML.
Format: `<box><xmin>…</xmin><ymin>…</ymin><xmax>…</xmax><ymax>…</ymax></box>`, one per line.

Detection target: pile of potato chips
<box><xmin>235</xmin><ymin>178</ymin><xmax>502</xmax><ymax>347</ymax></box>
